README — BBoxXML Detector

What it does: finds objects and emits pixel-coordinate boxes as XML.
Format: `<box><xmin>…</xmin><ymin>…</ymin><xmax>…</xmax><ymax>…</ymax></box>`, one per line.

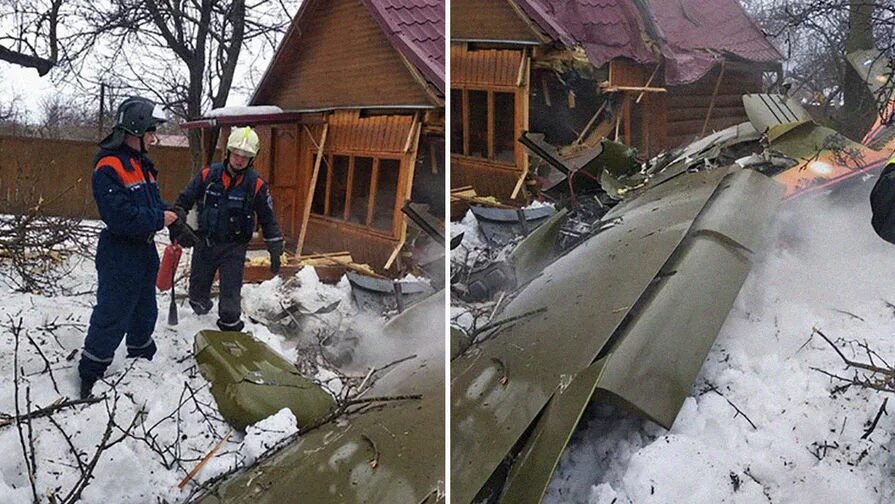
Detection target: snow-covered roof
<box><xmin>205</xmin><ymin>106</ymin><xmax>284</xmax><ymax>118</ymax></box>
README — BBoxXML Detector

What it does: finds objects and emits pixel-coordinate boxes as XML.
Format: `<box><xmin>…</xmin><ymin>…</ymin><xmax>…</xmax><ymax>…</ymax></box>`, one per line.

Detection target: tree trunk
<box><xmin>841</xmin><ymin>0</ymin><xmax>877</xmax><ymax>140</ymax></box>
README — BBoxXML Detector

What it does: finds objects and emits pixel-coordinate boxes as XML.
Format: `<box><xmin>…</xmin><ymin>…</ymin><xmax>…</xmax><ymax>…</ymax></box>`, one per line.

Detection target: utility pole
<box><xmin>98</xmin><ymin>82</ymin><xmax>105</xmax><ymax>138</ymax></box>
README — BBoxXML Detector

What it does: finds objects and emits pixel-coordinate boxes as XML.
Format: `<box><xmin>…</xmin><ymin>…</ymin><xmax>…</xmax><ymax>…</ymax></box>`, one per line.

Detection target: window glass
<box><xmin>349</xmin><ymin>157</ymin><xmax>374</xmax><ymax>225</ymax></box>
<box><xmin>493</xmin><ymin>92</ymin><xmax>516</xmax><ymax>163</ymax></box>
<box><xmin>372</xmin><ymin>159</ymin><xmax>400</xmax><ymax>232</ymax></box>
<box><xmin>329</xmin><ymin>155</ymin><xmax>350</xmax><ymax>219</ymax></box>
<box><xmin>467</xmin><ymin>90</ymin><xmax>488</xmax><ymax>158</ymax></box>
<box><xmin>311</xmin><ymin>153</ymin><xmax>327</xmax><ymax>216</ymax></box>
<box><xmin>451</xmin><ymin>89</ymin><xmax>463</xmax><ymax>154</ymax></box>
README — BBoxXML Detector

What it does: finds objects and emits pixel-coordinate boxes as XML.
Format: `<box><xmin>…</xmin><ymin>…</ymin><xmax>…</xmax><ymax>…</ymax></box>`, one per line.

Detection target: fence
<box><xmin>0</xmin><ymin>134</ymin><xmax>196</xmax><ymax>219</ymax></box>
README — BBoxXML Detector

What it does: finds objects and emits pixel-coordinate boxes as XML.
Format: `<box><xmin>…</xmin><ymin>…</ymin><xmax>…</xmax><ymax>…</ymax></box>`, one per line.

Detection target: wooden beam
<box><xmin>601</xmin><ymin>86</ymin><xmax>667</xmax><ymax>94</ymax></box>
<box><xmin>296</xmin><ymin>122</ymin><xmax>329</xmax><ymax>256</ymax></box>
<box><xmin>701</xmin><ymin>62</ymin><xmax>727</xmax><ymax>138</ymax></box>
<box><xmin>516</xmin><ymin>52</ymin><xmax>528</xmax><ymax>88</ymax></box>
<box><xmin>575</xmin><ymin>100</ymin><xmax>608</xmax><ymax>145</ymax></box>
<box><xmin>635</xmin><ymin>64</ymin><xmax>661</xmax><ymax>104</ymax></box>
<box><xmin>386</xmin><ymin>112</ymin><xmax>422</xmax><ymax>271</ymax></box>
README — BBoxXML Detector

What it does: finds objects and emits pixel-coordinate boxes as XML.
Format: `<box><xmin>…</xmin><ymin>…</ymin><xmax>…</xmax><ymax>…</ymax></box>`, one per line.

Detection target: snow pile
<box><xmin>450</xmin><ymin>210</ymin><xmax>489</xmax><ymax>333</ymax></box>
<box><xmin>240</xmin><ymin>408</ymin><xmax>298</xmax><ymax>465</ymax></box>
<box><xmin>545</xmin><ymin>196</ymin><xmax>895</xmax><ymax>503</ymax></box>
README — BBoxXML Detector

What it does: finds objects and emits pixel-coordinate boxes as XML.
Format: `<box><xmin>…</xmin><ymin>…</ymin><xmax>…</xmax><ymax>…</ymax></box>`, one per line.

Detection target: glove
<box><xmin>168</xmin><ymin>206</ymin><xmax>200</xmax><ymax>248</ymax></box>
<box><xmin>267</xmin><ymin>239</ymin><xmax>284</xmax><ymax>274</ymax></box>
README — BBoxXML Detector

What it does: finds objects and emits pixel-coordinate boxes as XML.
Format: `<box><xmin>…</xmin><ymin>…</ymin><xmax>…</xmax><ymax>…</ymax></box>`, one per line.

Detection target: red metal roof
<box><xmin>361</xmin><ymin>0</ymin><xmax>445</xmax><ymax>94</ymax></box>
<box><xmin>515</xmin><ymin>0</ymin><xmax>656</xmax><ymax>67</ymax></box>
<box><xmin>514</xmin><ymin>0</ymin><xmax>781</xmax><ymax>84</ymax></box>
<box><xmin>648</xmin><ymin>0</ymin><xmax>782</xmax><ymax>83</ymax></box>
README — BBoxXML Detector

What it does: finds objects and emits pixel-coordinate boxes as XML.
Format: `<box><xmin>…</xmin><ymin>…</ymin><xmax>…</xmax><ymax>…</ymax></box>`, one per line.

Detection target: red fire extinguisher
<box><xmin>157</xmin><ymin>241</ymin><xmax>183</xmax><ymax>326</ymax></box>
<box><xmin>157</xmin><ymin>241</ymin><xmax>183</xmax><ymax>290</ymax></box>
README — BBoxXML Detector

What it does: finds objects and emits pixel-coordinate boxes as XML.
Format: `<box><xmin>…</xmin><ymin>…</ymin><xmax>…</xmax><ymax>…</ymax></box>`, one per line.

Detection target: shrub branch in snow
<box><xmin>7</xmin><ymin>312</ymin><xmax>143</xmax><ymax>504</ymax></box>
<box><xmin>811</xmin><ymin>327</ymin><xmax>895</xmax><ymax>395</ymax></box>
<box><xmin>0</xmin><ymin>164</ymin><xmax>95</xmax><ymax>296</ymax></box>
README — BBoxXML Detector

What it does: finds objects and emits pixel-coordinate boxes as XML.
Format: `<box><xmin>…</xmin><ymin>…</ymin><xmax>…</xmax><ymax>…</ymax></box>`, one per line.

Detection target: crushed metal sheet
<box><xmin>451</xmin><ymin>167</ymin><xmax>784</xmax><ymax>503</ymax></box>
<box><xmin>470</xmin><ymin>205</ymin><xmax>557</xmax><ymax>246</ymax></box>
<box><xmin>451</xmin><ymin>167</ymin><xmax>733</xmax><ymax>504</ymax></box>
<box><xmin>347</xmin><ymin>271</ymin><xmax>435</xmax><ymax>314</ymax></box>
<box><xmin>742</xmin><ymin>93</ymin><xmax>811</xmax><ymax>133</ymax></box>
<box><xmin>194</xmin><ymin>330</ymin><xmax>336</xmax><ymax>431</ymax></box>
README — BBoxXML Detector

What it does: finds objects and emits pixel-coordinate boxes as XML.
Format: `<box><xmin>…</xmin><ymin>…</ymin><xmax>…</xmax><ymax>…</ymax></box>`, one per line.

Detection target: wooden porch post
<box><xmin>296</xmin><ymin>122</ymin><xmax>329</xmax><ymax>256</ymax></box>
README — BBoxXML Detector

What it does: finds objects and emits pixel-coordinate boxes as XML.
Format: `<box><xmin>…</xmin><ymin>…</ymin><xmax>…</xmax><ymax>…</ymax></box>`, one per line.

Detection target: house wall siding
<box><xmin>254</xmin><ymin>0</ymin><xmax>432</xmax><ymax>108</ymax></box>
<box><xmin>451</xmin><ymin>0</ymin><xmax>540</xmax><ymax>42</ymax></box>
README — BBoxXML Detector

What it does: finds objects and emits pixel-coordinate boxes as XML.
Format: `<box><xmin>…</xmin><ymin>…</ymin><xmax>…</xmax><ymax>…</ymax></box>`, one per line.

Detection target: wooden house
<box><xmin>183</xmin><ymin>0</ymin><xmax>444</xmax><ymax>274</ymax></box>
<box><xmin>450</xmin><ymin>0</ymin><xmax>782</xmax><ymax>199</ymax></box>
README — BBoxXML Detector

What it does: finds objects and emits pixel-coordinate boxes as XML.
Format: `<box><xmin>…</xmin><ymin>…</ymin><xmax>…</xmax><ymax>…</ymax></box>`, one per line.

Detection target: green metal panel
<box><xmin>767</xmin><ymin>121</ymin><xmax>864</xmax><ymax>160</ymax></box>
<box><xmin>451</xmin><ymin>326</ymin><xmax>471</xmax><ymax>360</ymax></box>
<box><xmin>509</xmin><ymin>208</ymin><xmax>568</xmax><ymax>287</ymax></box>
<box><xmin>451</xmin><ymin>168</ymin><xmax>730</xmax><ymax>504</ymax></box>
<box><xmin>742</xmin><ymin>94</ymin><xmax>810</xmax><ymax>132</ymax></box>
<box><xmin>194</xmin><ymin>330</ymin><xmax>336</xmax><ymax>431</ymax></box>
<box><xmin>498</xmin><ymin>359</ymin><xmax>607</xmax><ymax>504</ymax></box>
<box><xmin>597</xmin><ymin>169</ymin><xmax>784</xmax><ymax>428</ymax></box>
<box><xmin>193</xmin><ymin>293</ymin><xmax>445</xmax><ymax>504</ymax></box>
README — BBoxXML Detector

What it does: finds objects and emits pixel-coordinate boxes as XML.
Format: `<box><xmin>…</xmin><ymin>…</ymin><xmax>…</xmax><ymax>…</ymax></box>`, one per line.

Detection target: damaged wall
<box><xmin>666</xmin><ymin>64</ymin><xmax>762</xmax><ymax>148</ymax></box>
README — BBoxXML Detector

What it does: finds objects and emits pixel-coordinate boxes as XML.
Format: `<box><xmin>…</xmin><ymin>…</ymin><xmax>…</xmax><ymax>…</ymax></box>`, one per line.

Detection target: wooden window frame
<box><xmin>309</xmin><ymin>150</ymin><xmax>403</xmax><ymax>239</ymax></box>
<box><xmin>452</xmin><ymin>86</ymin><xmax>520</xmax><ymax>168</ymax></box>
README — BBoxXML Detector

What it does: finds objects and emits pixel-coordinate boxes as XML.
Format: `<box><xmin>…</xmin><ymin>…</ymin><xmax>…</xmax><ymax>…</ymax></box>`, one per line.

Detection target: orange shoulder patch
<box><xmin>96</xmin><ymin>156</ymin><xmax>145</xmax><ymax>187</ymax></box>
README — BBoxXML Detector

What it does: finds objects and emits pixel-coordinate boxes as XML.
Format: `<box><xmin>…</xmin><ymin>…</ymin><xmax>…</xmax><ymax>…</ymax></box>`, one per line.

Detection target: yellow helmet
<box><xmin>227</xmin><ymin>126</ymin><xmax>260</xmax><ymax>157</ymax></box>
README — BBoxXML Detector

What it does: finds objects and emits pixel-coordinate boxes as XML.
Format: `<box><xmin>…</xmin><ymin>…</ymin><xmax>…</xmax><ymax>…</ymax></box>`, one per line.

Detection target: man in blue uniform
<box><xmin>174</xmin><ymin>126</ymin><xmax>283</xmax><ymax>332</ymax></box>
<box><xmin>80</xmin><ymin>97</ymin><xmax>178</xmax><ymax>398</ymax></box>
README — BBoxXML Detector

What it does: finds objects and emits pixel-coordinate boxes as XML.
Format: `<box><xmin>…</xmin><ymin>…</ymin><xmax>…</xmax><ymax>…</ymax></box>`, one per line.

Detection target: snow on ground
<box><xmin>0</xmin><ymin>227</ymin><xmax>371</xmax><ymax>503</ymax></box>
<box><xmin>544</xmin><ymin>195</ymin><xmax>895</xmax><ymax>503</ymax></box>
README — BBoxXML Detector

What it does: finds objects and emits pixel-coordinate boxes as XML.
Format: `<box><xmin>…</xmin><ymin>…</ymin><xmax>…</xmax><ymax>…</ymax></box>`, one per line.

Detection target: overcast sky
<box><xmin>0</xmin><ymin>0</ymin><xmax>297</xmax><ymax>125</ymax></box>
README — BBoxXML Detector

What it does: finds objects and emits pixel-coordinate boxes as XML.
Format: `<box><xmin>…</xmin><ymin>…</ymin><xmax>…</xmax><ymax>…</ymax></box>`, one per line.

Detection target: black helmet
<box><xmin>114</xmin><ymin>97</ymin><xmax>167</xmax><ymax>136</ymax></box>
<box><xmin>100</xmin><ymin>96</ymin><xmax>167</xmax><ymax>150</ymax></box>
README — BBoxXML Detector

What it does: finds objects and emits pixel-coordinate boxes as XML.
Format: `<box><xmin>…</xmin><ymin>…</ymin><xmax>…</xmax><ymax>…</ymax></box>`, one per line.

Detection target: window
<box><xmin>453</xmin><ymin>88</ymin><xmax>518</xmax><ymax>165</ymax></box>
<box><xmin>493</xmin><ymin>92</ymin><xmax>515</xmax><ymax>162</ymax></box>
<box><xmin>349</xmin><ymin>157</ymin><xmax>373</xmax><ymax>225</ymax></box>
<box><xmin>467</xmin><ymin>90</ymin><xmax>488</xmax><ymax>158</ymax></box>
<box><xmin>311</xmin><ymin>154</ymin><xmax>327</xmax><ymax>215</ymax></box>
<box><xmin>329</xmin><ymin>155</ymin><xmax>349</xmax><ymax>218</ymax></box>
<box><xmin>373</xmin><ymin>159</ymin><xmax>399</xmax><ymax>232</ymax></box>
<box><xmin>311</xmin><ymin>153</ymin><xmax>401</xmax><ymax>236</ymax></box>
<box><xmin>451</xmin><ymin>90</ymin><xmax>463</xmax><ymax>154</ymax></box>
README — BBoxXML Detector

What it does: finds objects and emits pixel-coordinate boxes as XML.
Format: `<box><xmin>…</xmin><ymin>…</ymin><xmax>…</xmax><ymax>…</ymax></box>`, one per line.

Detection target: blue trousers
<box><xmin>188</xmin><ymin>241</ymin><xmax>248</xmax><ymax>330</ymax></box>
<box><xmin>79</xmin><ymin>231</ymin><xmax>159</xmax><ymax>381</ymax></box>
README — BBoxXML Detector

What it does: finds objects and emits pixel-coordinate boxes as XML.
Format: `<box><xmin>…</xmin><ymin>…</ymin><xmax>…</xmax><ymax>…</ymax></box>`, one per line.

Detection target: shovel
<box><xmin>168</xmin><ymin>259</ymin><xmax>178</xmax><ymax>326</ymax></box>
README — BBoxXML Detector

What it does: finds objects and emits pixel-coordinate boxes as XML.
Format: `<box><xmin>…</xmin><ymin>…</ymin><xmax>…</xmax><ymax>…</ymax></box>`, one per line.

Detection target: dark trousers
<box><xmin>79</xmin><ymin>231</ymin><xmax>159</xmax><ymax>381</ymax></box>
<box><xmin>188</xmin><ymin>241</ymin><xmax>248</xmax><ymax>329</ymax></box>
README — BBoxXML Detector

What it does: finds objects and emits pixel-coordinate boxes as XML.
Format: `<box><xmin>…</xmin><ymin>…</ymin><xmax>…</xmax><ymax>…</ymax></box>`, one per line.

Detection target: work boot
<box><xmin>189</xmin><ymin>298</ymin><xmax>213</xmax><ymax>315</ymax></box>
<box><xmin>80</xmin><ymin>376</ymin><xmax>97</xmax><ymax>399</ymax></box>
<box><xmin>216</xmin><ymin>318</ymin><xmax>245</xmax><ymax>332</ymax></box>
<box><xmin>126</xmin><ymin>339</ymin><xmax>157</xmax><ymax>361</ymax></box>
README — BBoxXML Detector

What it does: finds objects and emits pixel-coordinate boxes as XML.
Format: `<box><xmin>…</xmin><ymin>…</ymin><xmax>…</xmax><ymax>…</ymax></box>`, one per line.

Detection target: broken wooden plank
<box><xmin>296</xmin><ymin>122</ymin><xmax>329</xmax><ymax>257</ymax></box>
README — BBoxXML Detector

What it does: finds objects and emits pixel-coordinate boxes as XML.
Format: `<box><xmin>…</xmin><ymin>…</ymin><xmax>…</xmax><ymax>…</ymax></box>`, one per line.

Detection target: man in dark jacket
<box><xmin>80</xmin><ymin>97</ymin><xmax>178</xmax><ymax>398</ymax></box>
<box><xmin>174</xmin><ymin>126</ymin><xmax>283</xmax><ymax>332</ymax></box>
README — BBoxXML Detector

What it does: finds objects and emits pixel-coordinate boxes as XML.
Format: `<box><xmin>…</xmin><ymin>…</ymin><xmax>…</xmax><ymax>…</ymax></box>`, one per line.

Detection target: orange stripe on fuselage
<box><xmin>96</xmin><ymin>156</ymin><xmax>145</xmax><ymax>187</ymax></box>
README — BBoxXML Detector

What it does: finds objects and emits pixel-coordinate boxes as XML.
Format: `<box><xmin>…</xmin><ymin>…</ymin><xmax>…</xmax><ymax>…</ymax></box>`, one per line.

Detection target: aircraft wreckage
<box><xmin>189</xmin><ymin>289</ymin><xmax>445</xmax><ymax>504</ymax></box>
<box><xmin>451</xmin><ymin>65</ymin><xmax>895</xmax><ymax>502</ymax></box>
